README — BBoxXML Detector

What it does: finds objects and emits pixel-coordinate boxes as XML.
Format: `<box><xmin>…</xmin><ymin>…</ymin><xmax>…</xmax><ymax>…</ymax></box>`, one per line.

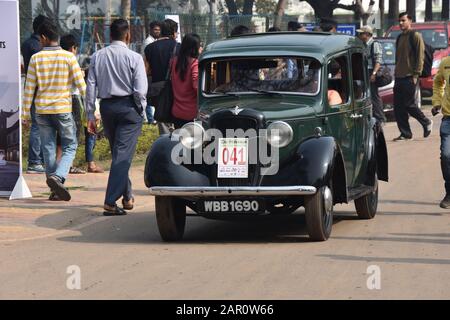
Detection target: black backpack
<box><xmin>396</xmin><ymin>31</ymin><xmax>434</xmax><ymax>78</ymax></box>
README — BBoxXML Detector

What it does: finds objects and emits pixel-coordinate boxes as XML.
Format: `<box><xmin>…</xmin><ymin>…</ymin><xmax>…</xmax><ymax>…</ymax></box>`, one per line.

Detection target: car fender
<box><xmin>144</xmin><ymin>135</ymin><xmax>210</xmax><ymax>188</ymax></box>
<box><xmin>376</xmin><ymin>128</ymin><xmax>389</xmax><ymax>182</ymax></box>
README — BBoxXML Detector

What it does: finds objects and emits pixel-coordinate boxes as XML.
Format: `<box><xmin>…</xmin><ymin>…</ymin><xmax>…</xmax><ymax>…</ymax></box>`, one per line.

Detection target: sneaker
<box><xmin>27</xmin><ymin>164</ymin><xmax>45</xmax><ymax>174</ymax></box>
<box><xmin>440</xmin><ymin>194</ymin><xmax>450</xmax><ymax>209</ymax></box>
<box><xmin>46</xmin><ymin>175</ymin><xmax>71</xmax><ymax>201</ymax></box>
<box><xmin>393</xmin><ymin>135</ymin><xmax>413</xmax><ymax>142</ymax></box>
<box><xmin>424</xmin><ymin>119</ymin><xmax>433</xmax><ymax>138</ymax></box>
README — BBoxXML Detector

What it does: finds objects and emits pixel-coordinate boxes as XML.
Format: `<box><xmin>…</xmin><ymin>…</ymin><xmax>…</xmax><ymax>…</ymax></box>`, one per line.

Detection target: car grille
<box><xmin>211</xmin><ymin>116</ymin><xmax>260</xmax><ymax>187</ymax></box>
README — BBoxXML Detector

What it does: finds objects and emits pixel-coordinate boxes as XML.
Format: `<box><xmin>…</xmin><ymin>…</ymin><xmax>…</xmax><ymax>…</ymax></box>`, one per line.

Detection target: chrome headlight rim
<box><xmin>267</xmin><ymin>121</ymin><xmax>294</xmax><ymax>148</ymax></box>
<box><xmin>179</xmin><ymin>122</ymin><xmax>205</xmax><ymax>149</ymax></box>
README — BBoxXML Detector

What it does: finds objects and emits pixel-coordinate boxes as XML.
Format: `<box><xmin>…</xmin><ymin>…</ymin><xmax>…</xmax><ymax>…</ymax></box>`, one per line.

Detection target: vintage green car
<box><xmin>145</xmin><ymin>32</ymin><xmax>388</xmax><ymax>242</ymax></box>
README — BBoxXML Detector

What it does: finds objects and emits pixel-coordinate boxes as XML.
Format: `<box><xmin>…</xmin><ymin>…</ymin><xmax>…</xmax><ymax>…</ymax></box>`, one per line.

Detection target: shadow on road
<box><xmin>49</xmin><ymin>210</ymin><xmax>361</xmax><ymax>245</ymax></box>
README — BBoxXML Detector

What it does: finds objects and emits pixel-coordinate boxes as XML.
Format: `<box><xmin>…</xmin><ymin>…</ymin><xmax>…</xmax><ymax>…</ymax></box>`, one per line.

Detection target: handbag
<box><xmin>153</xmin><ymin>44</ymin><xmax>177</xmax><ymax>122</ymax></box>
<box><xmin>375</xmin><ymin>66</ymin><xmax>392</xmax><ymax>87</ymax></box>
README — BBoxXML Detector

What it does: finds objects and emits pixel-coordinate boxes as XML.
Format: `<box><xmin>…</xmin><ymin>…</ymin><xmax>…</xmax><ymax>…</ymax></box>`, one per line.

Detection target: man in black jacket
<box><xmin>145</xmin><ymin>19</ymin><xmax>180</xmax><ymax>135</ymax></box>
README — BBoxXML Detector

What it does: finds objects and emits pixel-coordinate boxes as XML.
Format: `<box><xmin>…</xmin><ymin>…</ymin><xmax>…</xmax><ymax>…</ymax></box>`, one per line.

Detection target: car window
<box><xmin>351</xmin><ymin>52</ymin><xmax>366</xmax><ymax>100</ymax></box>
<box><xmin>327</xmin><ymin>55</ymin><xmax>349</xmax><ymax>105</ymax></box>
<box><xmin>380</xmin><ymin>41</ymin><xmax>396</xmax><ymax>65</ymax></box>
<box><xmin>389</xmin><ymin>29</ymin><xmax>448</xmax><ymax>49</ymax></box>
<box><xmin>203</xmin><ymin>57</ymin><xmax>321</xmax><ymax>95</ymax></box>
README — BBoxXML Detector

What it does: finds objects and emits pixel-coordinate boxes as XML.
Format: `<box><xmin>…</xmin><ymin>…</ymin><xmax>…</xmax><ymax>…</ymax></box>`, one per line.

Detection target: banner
<box><xmin>0</xmin><ymin>0</ymin><xmax>30</xmax><ymax>199</ymax></box>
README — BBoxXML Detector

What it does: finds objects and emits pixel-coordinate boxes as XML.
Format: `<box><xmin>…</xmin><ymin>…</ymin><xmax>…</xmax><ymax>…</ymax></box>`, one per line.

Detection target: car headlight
<box><xmin>179</xmin><ymin>122</ymin><xmax>205</xmax><ymax>149</ymax></box>
<box><xmin>267</xmin><ymin>121</ymin><xmax>293</xmax><ymax>148</ymax></box>
<box><xmin>432</xmin><ymin>59</ymin><xmax>441</xmax><ymax>69</ymax></box>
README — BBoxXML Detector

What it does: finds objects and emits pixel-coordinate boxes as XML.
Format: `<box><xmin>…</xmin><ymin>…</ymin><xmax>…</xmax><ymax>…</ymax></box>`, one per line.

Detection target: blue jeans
<box><xmin>84</xmin><ymin>127</ymin><xmax>96</xmax><ymax>162</ymax></box>
<box><xmin>35</xmin><ymin>113</ymin><xmax>78</xmax><ymax>182</ymax></box>
<box><xmin>145</xmin><ymin>105</ymin><xmax>154</xmax><ymax>123</ymax></box>
<box><xmin>440</xmin><ymin>117</ymin><xmax>450</xmax><ymax>194</ymax></box>
<box><xmin>27</xmin><ymin>104</ymin><xmax>44</xmax><ymax>166</ymax></box>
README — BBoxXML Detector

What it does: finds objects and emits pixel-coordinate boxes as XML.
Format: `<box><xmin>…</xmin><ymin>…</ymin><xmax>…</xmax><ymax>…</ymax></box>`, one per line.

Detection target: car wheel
<box><xmin>304</xmin><ymin>186</ymin><xmax>333</xmax><ymax>241</ymax></box>
<box><xmin>155</xmin><ymin>196</ymin><xmax>186</xmax><ymax>241</ymax></box>
<box><xmin>355</xmin><ymin>175</ymin><xmax>378</xmax><ymax>219</ymax></box>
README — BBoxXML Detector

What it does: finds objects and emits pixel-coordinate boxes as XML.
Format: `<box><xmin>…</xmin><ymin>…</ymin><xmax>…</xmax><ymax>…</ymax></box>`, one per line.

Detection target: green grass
<box><xmin>22</xmin><ymin>123</ymin><xmax>159</xmax><ymax>171</ymax></box>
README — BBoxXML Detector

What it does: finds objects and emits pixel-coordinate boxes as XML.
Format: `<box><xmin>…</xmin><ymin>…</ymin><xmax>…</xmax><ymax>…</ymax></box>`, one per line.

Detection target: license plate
<box><xmin>200</xmin><ymin>200</ymin><xmax>264</xmax><ymax>214</ymax></box>
<box><xmin>217</xmin><ymin>138</ymin><xmax>248</xmax><ymax>178</ymax></box>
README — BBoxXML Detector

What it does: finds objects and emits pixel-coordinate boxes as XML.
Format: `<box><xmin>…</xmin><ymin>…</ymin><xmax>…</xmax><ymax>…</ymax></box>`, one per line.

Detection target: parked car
<box><xmin>145</xmin><ymin>32</ymin><xmax>389</xmax><ymax>242</ymax></box>
<box><xmin>386</xmin><ymin>21</ymin><xmax>450</xmax><ymax>97</ymax></box>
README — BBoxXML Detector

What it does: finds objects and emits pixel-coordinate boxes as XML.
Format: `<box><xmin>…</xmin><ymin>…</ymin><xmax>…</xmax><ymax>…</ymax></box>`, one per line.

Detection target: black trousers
<box><xmin>100</xmin><ymin>97</ymin><xmax>143</xmax><ymax>206</ymax></box>
<box><xmin>393</xmin><ymin>77</ymin><xmax>429</xmax><ymax>138</ymax></box>
<box><xmin>369</xmin><ymin>76</ymin><xmax>386</xmax><ymax>123</ymax></box>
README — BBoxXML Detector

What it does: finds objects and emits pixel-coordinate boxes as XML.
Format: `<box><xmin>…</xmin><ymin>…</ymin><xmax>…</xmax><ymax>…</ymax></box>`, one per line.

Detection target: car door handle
<box><xmin>350</xmin><ymin>113</ymin><xmax>363</xmax><ymax>119</ymax></box>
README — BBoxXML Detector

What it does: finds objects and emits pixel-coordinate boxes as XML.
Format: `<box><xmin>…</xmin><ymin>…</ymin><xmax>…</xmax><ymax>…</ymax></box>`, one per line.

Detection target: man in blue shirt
<box><xmin>86</xmin><ymin>19</ymin><xmax>148</xmax><ymax>216</ymax></box>
<box><xmin>21</xmin><ymin>15</ymin><xmax>49</xmax><ymax>174</ymax></box>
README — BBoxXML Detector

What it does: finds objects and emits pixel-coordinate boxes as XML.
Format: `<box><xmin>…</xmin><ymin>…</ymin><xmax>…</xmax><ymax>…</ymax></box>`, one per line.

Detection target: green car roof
<box><xmin>200</xmin><ymin>32</ymin><xmax>364</xmax><ymax>64</ymax></box>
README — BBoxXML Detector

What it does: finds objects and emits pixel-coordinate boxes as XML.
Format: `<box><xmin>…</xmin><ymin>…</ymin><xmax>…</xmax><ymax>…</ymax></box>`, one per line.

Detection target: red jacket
<box><xmin>171</xmin><ymin>57</ymin><xmax>199</xmax><ymax>121</ymax></box>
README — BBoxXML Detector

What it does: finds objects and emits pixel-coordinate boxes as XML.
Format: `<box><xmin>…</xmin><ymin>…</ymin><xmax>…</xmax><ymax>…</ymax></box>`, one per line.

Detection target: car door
<box><xmin>350</xmin><ymin>50</ymin><xmax>371</xmax><ymax>186</ymax></box>
<box><xmin>325</xmin><ymin>52</ymin><xmax>357</xmax><ymax>187</ymax></box>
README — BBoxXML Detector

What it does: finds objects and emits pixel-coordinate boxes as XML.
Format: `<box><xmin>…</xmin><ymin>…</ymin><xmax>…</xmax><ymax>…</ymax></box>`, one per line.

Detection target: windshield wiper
<box><xmin>211</xmin><ymin>91</ymin><xmax>240</xmax><ymax>97</ymax></box>
<box><xmin>245</xmin><ymin>88</ymin><xmax>283</xmax><ymax>96</ymax></box>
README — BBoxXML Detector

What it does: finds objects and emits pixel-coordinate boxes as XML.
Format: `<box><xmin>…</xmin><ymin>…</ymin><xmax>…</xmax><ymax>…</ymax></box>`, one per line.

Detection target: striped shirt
<box><xmin>23</xmin><ymin>46</ymin><xmax>86</xmax><ymax>119</ymax></box>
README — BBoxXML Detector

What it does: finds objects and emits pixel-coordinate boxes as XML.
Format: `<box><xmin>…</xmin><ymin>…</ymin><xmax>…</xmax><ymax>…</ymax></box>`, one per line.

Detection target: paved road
<box><xmin>0</xmin><ymin>111</ymin><xmax>449</xmax><ymax>299</ymax></box>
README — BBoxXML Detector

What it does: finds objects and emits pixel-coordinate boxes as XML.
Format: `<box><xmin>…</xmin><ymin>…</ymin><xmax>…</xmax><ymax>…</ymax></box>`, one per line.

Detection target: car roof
<box><xmin>200</xmin><ymin>32</ymin><xmax>363</xmax><ymax>64</ymax></box>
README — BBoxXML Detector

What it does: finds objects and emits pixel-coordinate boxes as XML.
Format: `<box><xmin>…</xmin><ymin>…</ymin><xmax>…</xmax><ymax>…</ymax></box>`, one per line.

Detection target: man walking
<box><xmin>23</xmin><ymin>20</ymin><xmax>85</xmax><ymax>201</ymax></box>
<box><xmin>86</xmin><ymin>19</ymin><xmax>147</xmax><ymax>216</ymax></box>
<box><xmin>393</xmin><ymin>12</ymin><xmax>432</xmax><ymax>141</ymax></box>
<box><xmin>431</xmin><ymin>56</ymin><xmax>450</xmax><ymax>208</ymax></box>
<box><xmin>21</xmin><ymin>14</ymin><xmax>48</xmax><ymax>174</ymax></box>
<box><xmin>357</xmin><ymin>26</ymin><xmax>386</xmax><ymax>125</ymax></box>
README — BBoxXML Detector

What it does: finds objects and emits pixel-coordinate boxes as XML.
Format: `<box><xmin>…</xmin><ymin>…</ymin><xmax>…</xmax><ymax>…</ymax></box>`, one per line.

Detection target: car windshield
<box><xmin>202</xmin><ymin>57</ymin><xmax>321</xmax><ymax>96</ymax></box>
<box><xmin>389</xmin><ymin>29</ymin><xmax>448</xmax><ymax>49</ymax></box>
<box><xmin>380</xmin><ymin>41</ymin><xmax>396</xmax><ymax>64</ymax></box>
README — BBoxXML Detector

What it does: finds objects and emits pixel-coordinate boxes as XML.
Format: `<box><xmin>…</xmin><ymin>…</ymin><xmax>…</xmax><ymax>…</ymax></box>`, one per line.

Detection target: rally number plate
<box><xmin>217</xmin><ymin>138</ymin><xmax>248</xmax><ymax>178</ymax></box>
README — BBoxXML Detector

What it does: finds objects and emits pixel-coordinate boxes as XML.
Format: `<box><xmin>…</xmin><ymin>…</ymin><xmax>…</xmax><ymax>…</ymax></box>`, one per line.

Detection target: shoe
<box><xmin>87</xmin><ymin>164</ymin><xmax>104</xmax><ymax>173</ymax></box>
<box><xmin>48</xmin><ymin>192</ymin><xmax>62</xmax><ymax>201</ymax></box>
<box><xmin>122</xmin><ymin>196</ymin><xmax>135</xmax><ymax>210</ymax></box>
<box><xmin>103</xmin><ymin>204</ymin><xmax>127</xmax><ymax>216</ymax></box>
<box><xmin>69</xmin><ymin>166</ymin><xmax>86</xmax><ymax>174</ymax></box>
<box><xmin>46</xmin><ymin>175</ymin><xmax>71</xmax><ymax>201</ymax></box>
<box><xmin>440</xmin><ymin>194</ymin><xmax>450</xmax><ymax>209</ymax></box>
<box><xmin>393</xmin><ymin>135</ymin><xmax>412</xmax><ymax>142</ymax></box>
<box><xmin>27</xmin><ymin>164</ymin><xmax>45</xmax><ymax>174</ymax></box>
<box><xmin>424</xmin><ymin>119</ymin><xmax>433</xmax><ymax>138</ymax></box>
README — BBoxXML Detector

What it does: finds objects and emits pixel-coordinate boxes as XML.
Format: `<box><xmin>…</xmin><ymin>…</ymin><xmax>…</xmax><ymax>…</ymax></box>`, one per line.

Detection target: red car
<box><xmin>386</xmin><ymin>21</ymin><xmax>450</xmax><ymax>97</ymax></box>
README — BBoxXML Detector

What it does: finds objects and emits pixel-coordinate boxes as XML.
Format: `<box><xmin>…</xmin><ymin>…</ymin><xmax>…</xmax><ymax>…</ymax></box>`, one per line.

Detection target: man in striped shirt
<box><xmin>23</xmin><ymin>20</ymin><xmax>86</xmax><ymax>201</ymax></box>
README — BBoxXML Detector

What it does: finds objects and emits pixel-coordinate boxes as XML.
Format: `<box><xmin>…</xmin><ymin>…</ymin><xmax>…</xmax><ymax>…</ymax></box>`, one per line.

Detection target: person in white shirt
<box><xmin>142</xmin><ymin>21</ymin><xmax>161</xmax><ymax>52</ymax></box>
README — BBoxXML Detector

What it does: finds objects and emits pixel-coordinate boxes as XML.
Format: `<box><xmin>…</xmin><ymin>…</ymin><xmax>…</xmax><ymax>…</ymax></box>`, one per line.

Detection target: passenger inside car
<box><xmin>327</xmin><ymin>60</ymin><xmax>344</xmax><ymax>105</ymax></box>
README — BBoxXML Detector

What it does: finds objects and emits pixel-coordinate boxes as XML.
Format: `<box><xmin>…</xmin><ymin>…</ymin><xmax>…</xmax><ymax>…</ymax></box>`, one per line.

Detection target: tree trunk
<box><xmin>406</xmin><ymin>0</ymin><xmax>416</xmax><ymax>21</ymax></box>
<box><xmin>225</xmin><ymin>0</ymin><xmax>238</xmax><ymax>15</ymax></box>
<box><xmin>442</xmin><ymin>0</ymin><xmax>449</xmax><ymax>21</ymax></box>
<box><xmin>425</xmin><ymin>0</ymin><xmax>433</xmax><ymax>21</ymax></box>
<box><xmin>242</xmin><ymin>0</ymin><xmax>254</xmax><ymax>15</ymax></box>
<box><xmin>121</xmin><ymin>0</ymin><xmax>131</xmax><ymax>20</ymax></box>
<box><xmin>208</xmin><ymin>0</ymin><xmax>217</xmax><ymax>44</ymax></box>
<box><xmin>388</xmin><ymin>0</ymin><xmax>399</xmax><ymax>27</ymax></box>
<box><xmin>274</xmin><ymin>0</ymin><xmax>288</xmax><ymax>29</ymax></box>
<box><xmin>379</xmin><ymin>0</ymin><xmax>385</xmax><ymax>36</ymax></box>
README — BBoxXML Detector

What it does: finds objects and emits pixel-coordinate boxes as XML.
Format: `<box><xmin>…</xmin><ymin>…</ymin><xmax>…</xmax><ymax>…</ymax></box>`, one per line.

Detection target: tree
<box><xmin>406</xmin><ymin>0</ymin><xmax>416</xmax><ymax>21</ymax></box>
<box><xmin>121</xmin><ymin>0</ymin><xmax>131</xmax><ymax>20</ymax></box>
<box><xmin>387</xmin><ymin>0</ymin><xmax>399</xmax><ymax>26</ymax></box>
<box><xmin>443</xmin><ymin>0</ymin><xmax>449</xmax><ymax>21</ymax></box>
<box><xmin>224</xmin><ymin>0</ymin><xmax>255</xmax><ymax>15</ymax></box>
<box><xmin>425</xmin><ymin>0</ymin><xmax>433</xmax><ymax>21</ymax></box>
<box><xmin>273</xmin><ymin>0</ymin><xmax>288</xmax><ymax>28</ymax></box>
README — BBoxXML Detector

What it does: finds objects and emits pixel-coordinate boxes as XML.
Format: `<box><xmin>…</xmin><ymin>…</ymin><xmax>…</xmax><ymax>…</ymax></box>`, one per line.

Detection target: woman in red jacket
<box><xmin>171</xmin><ymin>33</ymin><xmax>201</xmax><ymax>129</ymax></box>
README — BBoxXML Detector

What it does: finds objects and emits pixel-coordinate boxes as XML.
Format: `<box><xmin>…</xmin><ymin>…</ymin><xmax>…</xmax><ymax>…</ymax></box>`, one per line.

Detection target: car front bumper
<box><xmin>149</xmin><ymin>186</ymin><xmax>317</xmax><ymax>197</ymax></box>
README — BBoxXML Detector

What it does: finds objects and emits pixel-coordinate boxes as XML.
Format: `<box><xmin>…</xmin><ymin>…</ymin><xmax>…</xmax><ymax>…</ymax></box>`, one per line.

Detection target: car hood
<box><xmin>199</xmin><ymin>97</ymin><xmax>318</xmax><ymax>121</ymax></box>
